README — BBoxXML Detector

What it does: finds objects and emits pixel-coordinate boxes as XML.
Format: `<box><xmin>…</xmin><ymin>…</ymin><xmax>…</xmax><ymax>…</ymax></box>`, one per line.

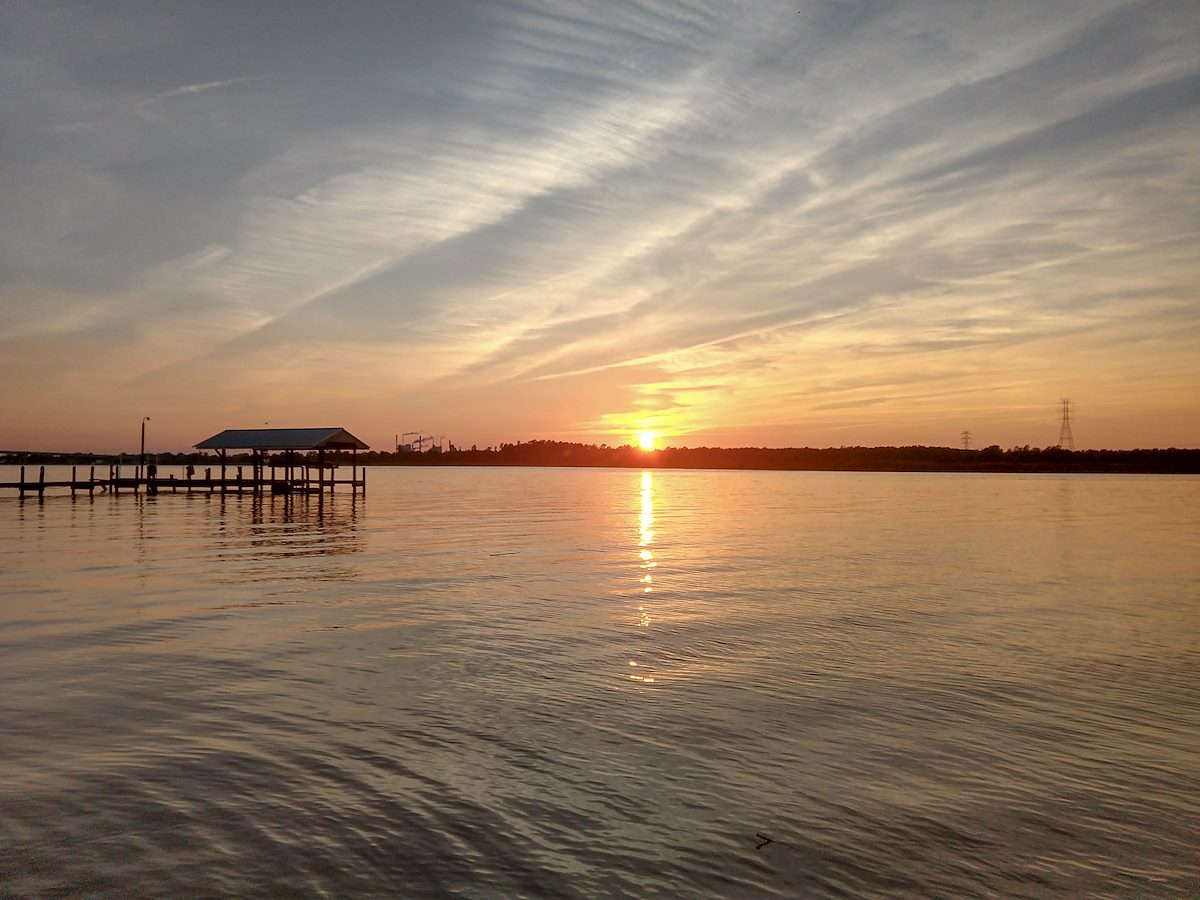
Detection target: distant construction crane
<box><xmin>397</xmin><ymin>431</ymin><xmax>449</xmax><ymax>452</ymax></box>
<box><xmin>1057</xmin><ymin>399</ymin><xmax>1075</xmax><ymax>450</ymax></box>
<box><xmin>961</xmin><ymin>430</ymin><xmax>972</xmax><ymax>451</ymax></box>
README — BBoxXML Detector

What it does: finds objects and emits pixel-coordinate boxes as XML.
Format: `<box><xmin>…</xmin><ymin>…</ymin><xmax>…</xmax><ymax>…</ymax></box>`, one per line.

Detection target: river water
<box><xmin>1</xmin><ymin>466</ymin><xmax>1197</xmax><ymax>897</ymax></box>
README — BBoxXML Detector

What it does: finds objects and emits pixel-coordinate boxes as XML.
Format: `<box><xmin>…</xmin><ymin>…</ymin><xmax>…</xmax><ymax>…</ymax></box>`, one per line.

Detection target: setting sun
<box><xmin>638</xmin><ymin>431</ymin><xmax>657</xmax><ymax>451</ymax></box>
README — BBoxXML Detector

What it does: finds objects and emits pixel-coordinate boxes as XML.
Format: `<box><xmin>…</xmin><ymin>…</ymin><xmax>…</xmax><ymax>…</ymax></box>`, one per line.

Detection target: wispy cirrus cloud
<box><xmin>135</xmin><ymin>75</ymin><xmax>259</xmax><ymax>111</ymax></box>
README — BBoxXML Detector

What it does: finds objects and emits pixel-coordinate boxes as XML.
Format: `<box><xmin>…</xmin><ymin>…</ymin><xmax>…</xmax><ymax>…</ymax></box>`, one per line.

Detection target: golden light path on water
<box><xmin>629</xmin><ymin>470</ymin><xmax>656</xmax><ymax>683</ymax></box>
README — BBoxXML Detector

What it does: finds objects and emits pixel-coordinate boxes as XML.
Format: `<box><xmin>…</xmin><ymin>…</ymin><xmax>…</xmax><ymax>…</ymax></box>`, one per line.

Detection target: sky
<box><xmin>2</xmin><ymin>0</ymin><xmax>1198</xmax><ymax>453</ymax></box>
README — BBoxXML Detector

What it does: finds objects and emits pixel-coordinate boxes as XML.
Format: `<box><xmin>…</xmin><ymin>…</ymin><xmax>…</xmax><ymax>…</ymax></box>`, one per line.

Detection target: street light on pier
<box><xmin>140</xmin><ymin>417</ymin><xmax>150</xmax><ymax>479</ymax></box>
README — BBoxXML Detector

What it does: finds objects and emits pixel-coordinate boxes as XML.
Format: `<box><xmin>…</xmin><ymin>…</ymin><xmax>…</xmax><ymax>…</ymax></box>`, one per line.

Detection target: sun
<box><xmin>638</xmin><ymin>431</ymin><xmax>658</xmax><ymax>451</ymax></box>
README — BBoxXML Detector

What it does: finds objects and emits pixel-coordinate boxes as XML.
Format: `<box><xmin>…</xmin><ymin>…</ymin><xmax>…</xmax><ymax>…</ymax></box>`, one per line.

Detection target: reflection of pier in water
<box><xmin>210</xmin><ymin>492</ymin><xmax>364</xmax><ymax>586</ymax></box>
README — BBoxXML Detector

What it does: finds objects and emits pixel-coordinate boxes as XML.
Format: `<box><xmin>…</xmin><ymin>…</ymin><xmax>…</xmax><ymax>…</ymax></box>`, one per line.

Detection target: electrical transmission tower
<box><xmin>1057</xmin><ymin>399</ymin><xmax>1075</xmax><ymax>450</ymax></box>
<box><xmin>961</xmin><ymin>430</ymin><xmax>972</xmax><ymax>451</ymax></box>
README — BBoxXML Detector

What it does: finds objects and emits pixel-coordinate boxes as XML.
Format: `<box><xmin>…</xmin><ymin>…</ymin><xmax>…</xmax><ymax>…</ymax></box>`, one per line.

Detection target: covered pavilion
<box><xmin>194</xmin><ymin>427</ymin><xmax>369</xmax><ymax>493</ymax></box>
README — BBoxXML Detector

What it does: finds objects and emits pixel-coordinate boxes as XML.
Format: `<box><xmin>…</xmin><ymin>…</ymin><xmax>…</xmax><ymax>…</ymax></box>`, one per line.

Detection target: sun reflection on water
<box><xmin>629</xmin><ymin>471</ymin><xmax>657</xmax><ymax>683</ymax></box>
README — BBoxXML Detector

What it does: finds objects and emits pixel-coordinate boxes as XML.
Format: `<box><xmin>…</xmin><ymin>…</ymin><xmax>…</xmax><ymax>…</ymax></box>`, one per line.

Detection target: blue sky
<box><xmin>2</xmin><ymin>0</ymin><xmax>1198</xmax><ymax>452</ymax></box>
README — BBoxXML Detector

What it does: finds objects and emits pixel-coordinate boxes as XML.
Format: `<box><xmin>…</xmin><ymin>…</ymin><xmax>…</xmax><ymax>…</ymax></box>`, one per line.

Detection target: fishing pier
<box><xmin>2</xmin><ymin>427</ymin><xmax>369</xmax><ymax>499</ymax></box>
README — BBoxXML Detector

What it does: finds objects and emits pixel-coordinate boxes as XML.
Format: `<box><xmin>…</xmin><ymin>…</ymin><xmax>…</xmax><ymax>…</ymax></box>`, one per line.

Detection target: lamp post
<box><xmin>140</xmin><ymin>417</ymin><xmax>150</xmax><ymax>479</ymax></box>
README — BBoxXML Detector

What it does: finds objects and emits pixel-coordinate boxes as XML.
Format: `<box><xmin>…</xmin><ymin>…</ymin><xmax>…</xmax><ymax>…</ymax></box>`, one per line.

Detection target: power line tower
<box><xmin>961</xmin><ymin>430</ymin><xmax>972</xmax><ymax>450</ymax></box>
<box><xmin>1057</xmin><ymin>399</ymin><xmax>1075</xmax><ymax>450</ymax></box>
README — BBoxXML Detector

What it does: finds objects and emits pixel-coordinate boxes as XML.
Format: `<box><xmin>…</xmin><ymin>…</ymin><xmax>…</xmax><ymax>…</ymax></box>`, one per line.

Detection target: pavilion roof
<box><xmin>194</xmin><ymin>428</ymin><xmax>369</xmax><ymax>451</ymax></box>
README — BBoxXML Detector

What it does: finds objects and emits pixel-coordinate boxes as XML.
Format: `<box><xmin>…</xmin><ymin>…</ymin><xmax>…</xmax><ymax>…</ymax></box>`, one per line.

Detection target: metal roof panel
<box><xmin>194</xmin><ymin>428</ymin><xmax>369</xmax><ymax>451</ymax></box>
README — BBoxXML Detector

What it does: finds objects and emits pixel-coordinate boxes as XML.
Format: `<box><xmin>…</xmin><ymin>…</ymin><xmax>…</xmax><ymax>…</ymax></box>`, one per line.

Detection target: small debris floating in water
<box><xmin>755</xmin><ymin>833</ymin><xmax>774</xmax><ymax>850</ymax></box>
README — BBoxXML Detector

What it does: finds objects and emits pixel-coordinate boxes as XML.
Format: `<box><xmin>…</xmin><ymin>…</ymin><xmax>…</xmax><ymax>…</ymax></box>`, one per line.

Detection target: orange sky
<box><xmin>3</xmin><ymin>2</ymin><xmax>1198</xmax><ymax>453</ymax></box>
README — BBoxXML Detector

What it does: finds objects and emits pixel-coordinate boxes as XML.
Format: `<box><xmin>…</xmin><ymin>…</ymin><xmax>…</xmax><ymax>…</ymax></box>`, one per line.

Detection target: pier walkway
<box><xmin>0</xmin><ymin>464</ymin><xmax>365</xmax><ymax>499</ymax></box>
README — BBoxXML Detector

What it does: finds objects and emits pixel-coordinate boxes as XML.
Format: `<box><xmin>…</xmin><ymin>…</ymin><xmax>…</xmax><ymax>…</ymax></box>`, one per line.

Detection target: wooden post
<box><xmin>18</xmin><ymin>464</ymin><xmax>24</xmax><ymax>499</ymax></box>
<box><xmin>71</xmin><ymin>465</ymin><xmax>77</xmax><ymax>497</ymax></box>
<box><xmin>220</xmin><ymin>449</ymin><xmax>227</xmax><ymax>494</ymax></box>
<box><xmin>38</xmin><ymin>465</ymin><xmax>45</xmax><ymax>498</ymax></box>
<box><xmin>206</xmin><ymin>468</ymin><xmax>213</xmax><ymax>492</ymax></box>
<box><xmin>361</xmin><ymin>466</ymin><xmax>366</xmax><ymax>497</ymax></box>
<box><xmin>352</xmin><ymin>448</ymin><xmax>357</xmax><ymax>496</ymax></box>
<box><xmin>89</xmin><ymin>465</ymin><xmax>95</xmax><ymax>496</ymax></box>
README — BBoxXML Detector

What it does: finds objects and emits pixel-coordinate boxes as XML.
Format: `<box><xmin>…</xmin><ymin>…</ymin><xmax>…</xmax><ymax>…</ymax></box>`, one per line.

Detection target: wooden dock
<box><xmin>0</xmin><ymin>463</ymin><xmax>365</xmax><ymax>499</ymax></box>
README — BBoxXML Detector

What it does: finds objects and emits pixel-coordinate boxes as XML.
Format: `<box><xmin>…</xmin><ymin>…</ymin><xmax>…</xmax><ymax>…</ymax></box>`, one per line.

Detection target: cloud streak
<box><xmin>136</xmin><ymin>75</ymin><xmax>258</xmax><ymax>109</ymax></box>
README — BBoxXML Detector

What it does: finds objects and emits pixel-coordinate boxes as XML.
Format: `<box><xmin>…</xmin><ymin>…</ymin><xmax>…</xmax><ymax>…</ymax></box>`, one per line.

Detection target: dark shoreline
<box><xmin>8</xmin><ymin>442</ymin><xmax>1200</xmax><ymax>474</ymax></box>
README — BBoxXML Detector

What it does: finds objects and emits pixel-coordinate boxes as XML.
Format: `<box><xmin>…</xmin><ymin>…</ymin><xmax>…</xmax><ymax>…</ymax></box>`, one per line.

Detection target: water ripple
<box><xmin>1</xmin><ymin>468</ymin><xmax>1197</xmax><ymax>896</ymax></box>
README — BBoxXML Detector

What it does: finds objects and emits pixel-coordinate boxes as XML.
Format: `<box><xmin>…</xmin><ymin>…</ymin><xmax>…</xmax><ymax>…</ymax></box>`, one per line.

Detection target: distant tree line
<box><xmin>336</xmin><ymin>441</ymin><xmax>1200</xmax><ymax>473</ymax></box>
<box><xmin>0</xmin><ymin>450</ymin><xmax>258</xmax><ymax>466</ymax></box>
<box><xmin>6</xmin><ymin>442</ymin><xmax>1199</xmax><ymax>473</ymax></box>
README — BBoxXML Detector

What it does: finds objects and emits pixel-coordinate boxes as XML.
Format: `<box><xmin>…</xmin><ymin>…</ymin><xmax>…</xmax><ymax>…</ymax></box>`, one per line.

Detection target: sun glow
<box><xmin>637</xmin><ymin>431</ymin><xmax>658</xmax><ymax>451</ymax></box>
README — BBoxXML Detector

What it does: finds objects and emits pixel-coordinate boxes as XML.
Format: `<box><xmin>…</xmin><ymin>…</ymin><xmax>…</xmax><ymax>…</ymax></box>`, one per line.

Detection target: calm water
<box><xmin>1</xmin><ymin>467</ymin><xmax>1197</xmax><ymax>897</ymax></box>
